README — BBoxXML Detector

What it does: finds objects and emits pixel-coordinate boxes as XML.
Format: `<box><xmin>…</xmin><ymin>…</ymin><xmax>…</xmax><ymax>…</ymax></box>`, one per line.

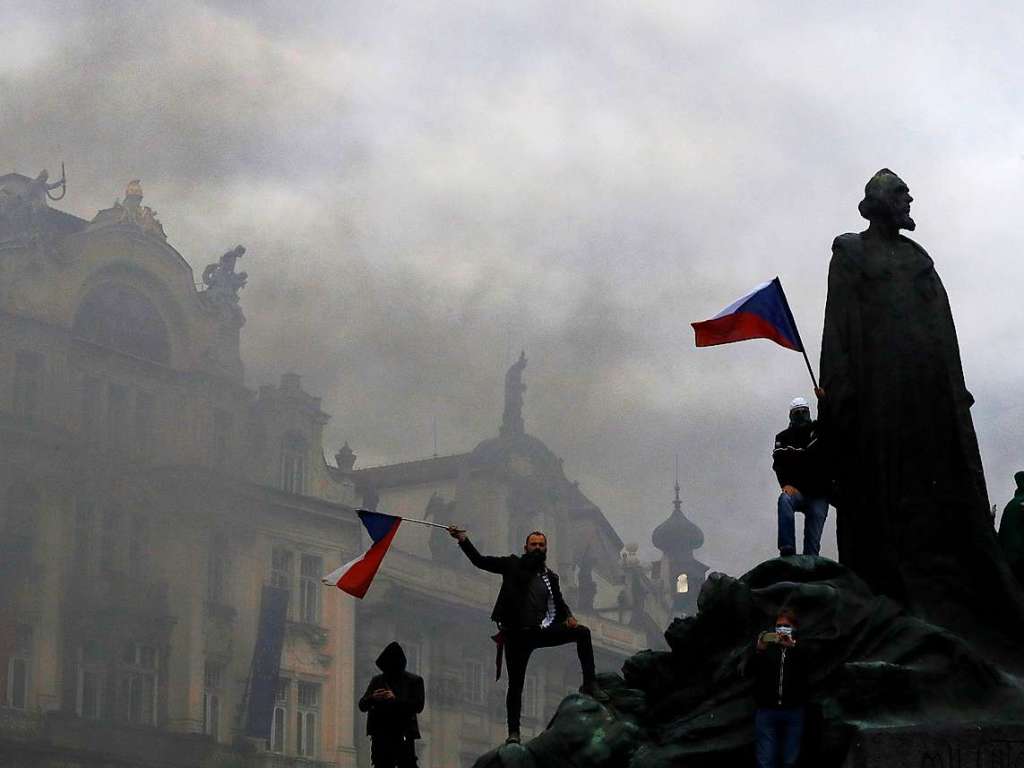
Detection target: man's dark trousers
<box><xmin>755</xmin><ymin>707</ymin><xmax>804</xmax><ymax>768</ymax></box>
<box><xmin>504</xmin><ymin>624</ymin><xmax>596</xmax><ymax>733</ymax></box>
<box><xmin>370</xmin><ymin>734</ymin><xmax>418</xmax><ymax>768</ymax></box>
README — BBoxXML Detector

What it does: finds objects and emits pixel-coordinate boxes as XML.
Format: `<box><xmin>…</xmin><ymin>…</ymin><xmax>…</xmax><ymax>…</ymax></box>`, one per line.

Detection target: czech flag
<box><xmin>691</xmin><ymin>277</ymin><xmax>804</xmax><ymax>352</ymax></box>
<box><xmin>321</xmin><ymin>510</ymin><xmax>401</xmax><ymax>599</ymax></box>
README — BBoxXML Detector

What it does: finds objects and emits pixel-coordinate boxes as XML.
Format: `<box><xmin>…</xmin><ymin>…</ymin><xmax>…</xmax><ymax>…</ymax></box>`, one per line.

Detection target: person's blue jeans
<box><xmin>755</xmin><ymin>706</ymin><xmax>804</xmax><ymax>768</ymax></box>
<box><xmin>778</xmin><ymin>491</ymin><xmax>828</xmax><ymax>556</ymax></box>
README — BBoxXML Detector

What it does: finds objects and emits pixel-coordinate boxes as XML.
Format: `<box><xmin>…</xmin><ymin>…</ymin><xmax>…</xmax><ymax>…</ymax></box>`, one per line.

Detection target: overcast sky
<box><xmin>3</xmin><ymin>1</ymin><xmax>1023</xmax><ymax>575</ymax></box>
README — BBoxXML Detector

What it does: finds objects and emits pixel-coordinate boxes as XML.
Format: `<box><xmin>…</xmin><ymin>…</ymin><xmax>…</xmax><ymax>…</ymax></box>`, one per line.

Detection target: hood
<box><xmin>1016</xmin><ymin>471</ymin><xmax>1024</xmax><ymax>493</ymax></box>
<box><xmin>375</xmin><ymin>641</ymin><xmax>407</xmax><ymax>674</ymax></box>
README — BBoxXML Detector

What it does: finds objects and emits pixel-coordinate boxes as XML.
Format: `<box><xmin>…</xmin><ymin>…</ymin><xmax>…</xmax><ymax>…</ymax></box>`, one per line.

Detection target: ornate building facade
<box><xmin>0</xmin><ymin>173</ymin><xmax>362</xmax><ymax>768</ymax></box>
<box><xmin>0</xmin><ymin>170</ymin><xmax>704</xmax><ymax>768</ymax></box>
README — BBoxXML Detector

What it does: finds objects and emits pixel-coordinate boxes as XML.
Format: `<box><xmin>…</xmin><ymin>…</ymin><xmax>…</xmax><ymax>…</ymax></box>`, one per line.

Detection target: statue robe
<box><xmin>820</xmin><ymin>231</ymin><xmax>1024</xmax><ymax>639</ymax></box>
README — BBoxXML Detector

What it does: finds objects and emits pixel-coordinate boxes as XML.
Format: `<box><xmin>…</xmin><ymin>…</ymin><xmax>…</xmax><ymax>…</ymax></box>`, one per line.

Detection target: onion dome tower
<box><xmin>652</xmin><ymin>470</ymin><xmax>708</xmax><ymax>615</ymax></box>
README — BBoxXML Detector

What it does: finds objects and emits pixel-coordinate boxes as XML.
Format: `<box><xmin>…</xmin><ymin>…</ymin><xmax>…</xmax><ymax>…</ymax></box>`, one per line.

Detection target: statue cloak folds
<box><xmin>819</xmin><ymin>232</ymin><xmax>1024</xmax><ymax>642</ymax></box>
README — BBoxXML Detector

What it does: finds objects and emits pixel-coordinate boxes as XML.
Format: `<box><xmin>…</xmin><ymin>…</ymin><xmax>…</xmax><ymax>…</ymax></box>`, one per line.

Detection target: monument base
<box><xmin>842</xmin><ymin>722</ymin><xmax>1024</xmax><ymax>768</ymax></box>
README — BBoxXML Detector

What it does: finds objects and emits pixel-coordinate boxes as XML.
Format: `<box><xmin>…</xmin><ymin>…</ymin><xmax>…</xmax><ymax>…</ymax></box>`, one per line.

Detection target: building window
<box><xmin>80</xmin><ymin>377</ymin><xmax>101</xmax><ymax>440</ymax></box>
<box><xmin>136</xmin><ymin>391</ymin><xmax>155</xmax><ymax>458</ymax></box>
<box><xmin>5</xmin><ymin>624</ymin><xmax>32</xmax><ymax>708</ymax></box>
<box><xmin>296</xmin><ymin>681</ymin><xmax>320</xmax><ymax>757</ymax></box>
<box><xmin>280</xmin><ymin>434</ymin><xmax>307</xmax><ymax>494</ymax></box>
<box><xmin>270</xmin><ymin>678</ymin><xmax>289</xmax><ymax>752</ymax></box>
<box><xmin>212</xmin><ymin>409</ymin><xmax>232</xmax><ymax>469</ymax></box>
<box><xmin>74</xmin><ymin>498</ymin><xmax>95</xmax><ymax>577</ymax></box>
<box><xmin>676</xmin><ymin>573</ymin><xmax>689</xmax><ymax>594</ymax></box>
<box><xmin>107</xmin><ymin>383</ymin><xmax>130</xmax><ymax>452</ymax></box>
<box><xmin>13</xmin><ymin>351</ymin><xmax>44</xmax><ymax>418</ymax></box>
<box><xmin>463</xmin><ymin>660</ymin><xmax>484</xmax><ymax>705</ymax></box>
<box><xmin>203</xmin><ymin>664</ymin><xmax>221</xmax><ymax>740</ymax></box>
<box><xmin>116</xmin><ymin>642</ymin><xmax>158</xmax><ymax>725</ymax></box>
<box><xmin>522</xmin><ymin>675</ymin><xmax>539</xmax><ymax>719</ymax></box>
<box><xmin>76</xmin><ymin>640</ymin><xmax>106</xmax><ymax>719</ymax></box>
<box><xmin>73</xmin><ymin>283</ymin><xmax>171</xmax><ymax>364</ymax></box>
<box><xmin>2</xmin><ymin>484</ymin><xmax>38</xmax><ymax>574</ymax></box>
<box><xmin>299</xmin><ymin>555</ymin><xmax>322</xmax><ymax>625</ymax></box>
<box><xmin>128</xmin><ymin>515</ymin><xmax>148</xmax><ymax>579</ymax></box>
<box><xmin>208</xmin><ymin>533</ymin><xmax>230</xmax><ymax>606</ymax></box>
<box><xmin>101</xmin><ymin>506</ymin><xmax>122</xmax><ymax>573</ymax></box>
<box><xmin>271</xmin><ymin>548</ymin><xmax>293</xmax><ymax>590</ymax></box>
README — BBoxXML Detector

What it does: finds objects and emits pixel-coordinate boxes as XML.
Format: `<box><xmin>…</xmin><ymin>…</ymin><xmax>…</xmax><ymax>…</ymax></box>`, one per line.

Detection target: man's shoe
<box><xmin>579</xmin><ymin>680</ymin><xmax>609</xmax><ymax>702</ymax></box>
<box><xmin>779</xmin><ymin>546</ymin><xmax>796</xmax><ymax>557</ymax></box>
<box><xmin>504</xmin><ymin>732</ymin><xmax>521</xmax><ymax>745</ymax></box>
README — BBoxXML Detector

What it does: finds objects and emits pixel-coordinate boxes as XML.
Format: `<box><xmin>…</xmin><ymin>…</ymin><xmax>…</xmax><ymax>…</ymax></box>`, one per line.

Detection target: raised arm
<box><xmin>447</xmin><ymin>527</ymin><xmax>510</xmax><ymax>574</ymax></box>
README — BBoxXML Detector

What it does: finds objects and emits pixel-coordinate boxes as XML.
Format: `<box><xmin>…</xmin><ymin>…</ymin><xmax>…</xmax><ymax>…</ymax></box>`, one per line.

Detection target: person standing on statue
<box><xmin>772</xmin><ymin>396</ymin><xmax>830</xmax><ymax>557</ymax></box>
<box><xmin>446</xmin><ymin>526</ymin><xmax>607</xmax><ymax>745</ymax></box>
<box><xmin>358</xmin><ymin>642</ymin><xmax>425</xmax><ymax>768</ymax></box>
<box><xmin>998</xmin><ymin>471</ymin><xmax>1024</xmax><ymax>587</ymax></box>
<box><xmin>819</xmin><ymin>169</ymin><xmax>1024</xmax><ymax>636</ymax></box>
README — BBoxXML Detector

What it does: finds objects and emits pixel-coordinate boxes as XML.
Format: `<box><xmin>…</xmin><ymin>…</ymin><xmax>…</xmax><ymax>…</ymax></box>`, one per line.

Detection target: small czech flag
<box><xmin>691</xmin><ymin>277</ymin><xmax>804</xmax><ymax>352</ymax></box>
<box><xmin>322</xmin><ymin>510</ymin><xmax>402</xmax><ymax>599</ymax></box>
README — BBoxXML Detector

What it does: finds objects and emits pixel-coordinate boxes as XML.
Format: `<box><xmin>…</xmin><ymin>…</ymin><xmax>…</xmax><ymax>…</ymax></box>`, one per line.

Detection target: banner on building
<box><xmin>245</xmin><ymin>584</ymin><xmax>290</xmax><ymax>739</ymax></box>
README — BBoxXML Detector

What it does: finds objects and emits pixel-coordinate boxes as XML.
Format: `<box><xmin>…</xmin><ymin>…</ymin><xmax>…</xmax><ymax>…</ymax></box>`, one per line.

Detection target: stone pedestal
<box><xmin>842</xmin><ymin>723</ymin><xmax>1024</xmax><ymax>768</ymax></box>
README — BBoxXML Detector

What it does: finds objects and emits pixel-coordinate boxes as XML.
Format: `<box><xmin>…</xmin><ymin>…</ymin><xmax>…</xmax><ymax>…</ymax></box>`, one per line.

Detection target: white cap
<box><xmin>789</xmin><ymin>396</ymin><xmax>809</xmax><ymax>411</ymax></box>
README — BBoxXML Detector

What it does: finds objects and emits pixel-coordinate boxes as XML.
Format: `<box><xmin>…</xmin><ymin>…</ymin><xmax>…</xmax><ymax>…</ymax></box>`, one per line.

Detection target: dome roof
<box><xmin>652</xmin><ymin>484</ymin><xmax>704</xmax><ymax>555</ymax></box>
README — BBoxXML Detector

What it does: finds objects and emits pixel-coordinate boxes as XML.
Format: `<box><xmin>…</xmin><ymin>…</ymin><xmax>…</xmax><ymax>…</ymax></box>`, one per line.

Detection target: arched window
<box><xmin>280</xmin><ymin>433</ymin><xmax>308</xmax><ymax>495</ymax></box>
<box><xmin>676</xmin><ymin>573</ymin><xmax>689</xmax><ymax>594</ymax></box>
<box><xmin>73</xmin><ymin>283</ymin><xmax>170</xmax><ymax>364</ymax></box>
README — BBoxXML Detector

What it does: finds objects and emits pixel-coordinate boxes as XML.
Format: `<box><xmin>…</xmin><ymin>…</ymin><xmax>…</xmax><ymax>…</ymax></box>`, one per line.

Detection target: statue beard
<box><xmin>899</xmin><ymin>212</ymin><xmax>916</xmax><ymax>231</ymax></box>
<box><xmin>523</xmin><ymin>550</ymin><xmax>547</xmax><ymax>571</ymax></box>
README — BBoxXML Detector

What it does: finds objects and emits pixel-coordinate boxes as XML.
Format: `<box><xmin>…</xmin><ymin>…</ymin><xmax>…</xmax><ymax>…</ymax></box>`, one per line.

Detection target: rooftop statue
<box><xmin>500</xmin><ymin>351</ymin><xmax>527</xmax><ymax>437</ymax></box>
<box><xmin>91</xmin><ymin>179</ymin><xmax>166</xmax><ymax>240</ymax></box>
<box><xmin>202</xmin><ymin>245</ymin><xmax>248</xmax><ymax>305</ymax></box>
<box><xmin>819</xmin><ymin>169</ymin><xmax>1024</xmax><ymax>639</ymax></box>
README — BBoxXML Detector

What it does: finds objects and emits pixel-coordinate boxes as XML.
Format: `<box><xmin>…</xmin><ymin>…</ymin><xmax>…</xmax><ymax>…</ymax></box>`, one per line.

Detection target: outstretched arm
<box><xmin>447</xmin><ymin>527</ymin><xmax>510</xmax><ymax>574</ymax></box>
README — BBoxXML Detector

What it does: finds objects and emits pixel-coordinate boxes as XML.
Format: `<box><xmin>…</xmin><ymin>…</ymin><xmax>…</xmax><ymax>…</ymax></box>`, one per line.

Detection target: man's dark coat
<box><xmin>458</xmin><ymin>539</ymin><xmax>571</xmax><ymax>628</ymax></box>
<box><xmin>820</xmin><ymin>231</ymin><xmax>1024</xmax><ymax>637</ymax></box>
<box><xmin>358</xmin><ymin>642</ymin><xmax>425</xmax><ymax>739</ymax></box>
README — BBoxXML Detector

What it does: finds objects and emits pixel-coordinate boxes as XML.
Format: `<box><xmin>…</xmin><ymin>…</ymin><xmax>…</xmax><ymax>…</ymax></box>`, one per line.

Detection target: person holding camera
<box><xmin>749</xmin><ymin>609</ymin><xmax>810</xmax><ymax>768</ymax></box>
<box><xmin>358</xmin><ymin>642</ymin><xmax>425</xmax><ymax>768</ymax></box>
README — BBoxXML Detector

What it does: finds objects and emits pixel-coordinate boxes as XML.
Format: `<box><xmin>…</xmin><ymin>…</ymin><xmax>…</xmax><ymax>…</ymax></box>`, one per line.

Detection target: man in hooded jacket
<box><xmin>998</xmin><ymin>471</ymin><xmax>1024</xmax><ymax>586</ymax></box>
<box><xmin>358</xmin><ymin>642</ymin><xmax>425</xmax><ymax>768</ymax></box>
<box><xmin>772</xmin><ymin>396</ymin><xmax>830</xmax><ymax>557</ymax></box>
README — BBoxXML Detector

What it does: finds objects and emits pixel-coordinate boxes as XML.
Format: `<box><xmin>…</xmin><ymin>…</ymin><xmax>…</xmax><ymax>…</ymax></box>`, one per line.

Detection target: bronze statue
<box><xmin>820</xmin><ymin>169</ymin><xmax>1024</xmax><ymax>639</ymax></box>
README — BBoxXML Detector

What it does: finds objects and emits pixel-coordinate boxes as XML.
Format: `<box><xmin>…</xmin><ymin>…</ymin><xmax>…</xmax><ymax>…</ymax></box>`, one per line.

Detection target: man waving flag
<box><xmin>322</xmin><ymin>510</ymin><xmax>402</xmax><ymax>599</ymax></box>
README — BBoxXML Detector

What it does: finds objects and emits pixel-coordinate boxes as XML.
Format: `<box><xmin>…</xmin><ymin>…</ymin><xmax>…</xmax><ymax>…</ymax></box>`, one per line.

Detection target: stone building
<box><xmin>0</xmin><ymin>170</ymin><xmax>702</xmax><ymax>768</ymax></box>
<box><xmin>0</xmin><ymin>173</ymin><xmax>362</xmax><ymax>768</ymax></box>
<box><xmin>350</xmin><ymin>352</ymin><xmax>678</xmax><ymax>768</ymax></box>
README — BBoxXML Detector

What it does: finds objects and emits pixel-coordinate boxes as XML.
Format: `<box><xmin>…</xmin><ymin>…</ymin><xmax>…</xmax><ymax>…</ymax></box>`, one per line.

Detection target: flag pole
<box><xmin>354</xmin><ymin>508</ymin><xmax>452</xmax><ymax>531</ymax></box>
<box><xmin>772</xmin><ymin>277</ymin><xmax>819</xmax><ymax>392</ymax></box>
<box><xmin>800</xmin><ymin>348</ymin><xmax>818</xmax><ymax>391</ymax></box>
<box><xmin>400</xmin><ymin>516</ymin><xmax>453</xmax><ymax>531</ymax></box>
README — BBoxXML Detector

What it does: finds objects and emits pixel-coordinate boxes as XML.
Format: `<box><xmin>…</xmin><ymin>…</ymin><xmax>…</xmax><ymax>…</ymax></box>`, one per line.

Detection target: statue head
<box><xmin>859</xmin><ymin>169</ymin><xmax>915</xmax><ymax>231</ymax></box>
